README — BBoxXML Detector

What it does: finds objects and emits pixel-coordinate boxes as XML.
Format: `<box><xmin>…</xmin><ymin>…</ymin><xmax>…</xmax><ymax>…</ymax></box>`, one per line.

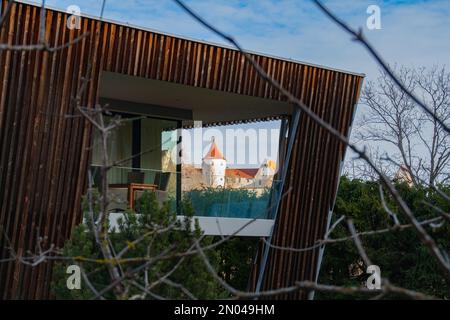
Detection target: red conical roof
<box><xmin>204</xmin><ymin>138</ymin><xmax>225</xmax><ymax>160</ymax></box>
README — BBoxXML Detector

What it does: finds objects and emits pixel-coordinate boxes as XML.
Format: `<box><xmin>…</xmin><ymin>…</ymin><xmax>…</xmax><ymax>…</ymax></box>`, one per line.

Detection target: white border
<box><xmin>108</xmin><ymin>213</ymin><xmax>274</xmax><ymax>237</ymax></box>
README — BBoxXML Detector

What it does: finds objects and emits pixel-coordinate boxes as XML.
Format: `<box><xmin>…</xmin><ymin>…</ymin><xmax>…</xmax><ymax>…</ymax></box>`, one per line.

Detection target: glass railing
<box><xmin>182</xmin><ymin>179</ymin><xmax>282</xmax><ymax>220</ymax></box>
<box><xmin>89</xmin><ymin>165</ymin><xmax>281</xmax><ymax>220</ymax></box>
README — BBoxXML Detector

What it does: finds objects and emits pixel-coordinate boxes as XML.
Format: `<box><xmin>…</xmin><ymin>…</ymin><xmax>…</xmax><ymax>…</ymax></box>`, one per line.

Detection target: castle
<box><xmin>182</xmin><ymin>138</ymin><xmax>276</xmax><ymax>191</ymax></box>
<box><xmin>201</xmin><ymin>138</ymin><xmax>227</xmax><ymax>188</ymax></box>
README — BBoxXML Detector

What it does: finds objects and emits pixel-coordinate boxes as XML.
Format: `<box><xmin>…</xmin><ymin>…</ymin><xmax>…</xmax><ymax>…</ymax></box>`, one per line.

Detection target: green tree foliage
<box><xmin>52</xmin><ymin>179</ymin><xmax>449</xmax><ymax>299</ymax></box>
<box><xmin>317</xmin><ymin>177</ymin><xmax>450</xmax><ymax>299</ymax></box>
<box><xmin>215</xmin><ymin>237</ymin><xmax>258</xmax><ymax>290</ymax></box>
<box><xmin>52</xmin><ymin>191</ymin><xmax>227</xmax><ymax>299</ymax></box>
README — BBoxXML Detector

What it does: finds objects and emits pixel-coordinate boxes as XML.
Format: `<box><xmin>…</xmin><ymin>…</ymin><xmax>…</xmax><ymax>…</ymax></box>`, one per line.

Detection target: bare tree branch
<box><xmin>312</xmin><ymin>0</ymin><xmax>450</xmax><ymax>134</ymax></box>
<box><xmin>172</xmin><ymin>0</ymin><xmax>450</xmax><ymax>278</ymax></box>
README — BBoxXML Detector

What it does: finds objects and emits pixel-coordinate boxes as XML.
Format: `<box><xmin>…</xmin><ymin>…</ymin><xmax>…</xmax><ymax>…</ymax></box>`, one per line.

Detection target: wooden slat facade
<box><xmin>249</xmin><ymin>65</ymin><xmax>361</xmax><ymax>299</ymax></box>
<box><xmin>0</xmin><ymin>1</ymin><xmax>363</xmax><ymax>299</ymax></box>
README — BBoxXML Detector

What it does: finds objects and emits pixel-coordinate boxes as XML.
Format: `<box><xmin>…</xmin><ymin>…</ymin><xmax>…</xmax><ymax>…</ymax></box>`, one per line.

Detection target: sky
<box><xmin>26</xmin><ymin>0</ymin><xmax>450</xmax><ymax>168</ymax></box>
<box><xmin>31</xmin><ymin>0</ymin><xmax>450</xmax><ymax>79</ymax></box>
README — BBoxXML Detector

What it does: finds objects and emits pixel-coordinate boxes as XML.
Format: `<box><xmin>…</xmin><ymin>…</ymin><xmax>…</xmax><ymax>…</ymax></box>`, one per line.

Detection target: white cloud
<box><xmin>38</xmin><ymin>0</ymin><xmax>449</xmax><ymax>80</ymax></box>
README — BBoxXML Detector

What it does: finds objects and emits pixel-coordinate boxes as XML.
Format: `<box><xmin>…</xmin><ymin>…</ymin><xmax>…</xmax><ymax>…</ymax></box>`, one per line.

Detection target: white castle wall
<box><xmin>202</xmin><ymin>158</ymin><xmax>226</xmax><ymax>188</ymax></box>
<box><xmin>254</xmin><ymin>160</ymin><xmax>276</xmax><ymax>187</ymax></box>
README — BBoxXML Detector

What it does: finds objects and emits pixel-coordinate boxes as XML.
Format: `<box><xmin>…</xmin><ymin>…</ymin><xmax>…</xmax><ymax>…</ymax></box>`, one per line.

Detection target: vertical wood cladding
<box><xmin>0</xmin><ymin>1</ymin><xmax>363</xmax><ymax>299</ymax></box>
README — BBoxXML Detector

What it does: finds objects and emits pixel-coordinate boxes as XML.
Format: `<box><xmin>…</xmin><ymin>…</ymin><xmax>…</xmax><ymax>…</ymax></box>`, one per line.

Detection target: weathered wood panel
<box><xmin>249</xmin><ymin>70</ymin><xmax>361</xmax><ymax>299</ymax></box>
<box><xmin>0</xmin><ymin>1</ymin><xmax>363</xmax><ymax>299</ymax></box>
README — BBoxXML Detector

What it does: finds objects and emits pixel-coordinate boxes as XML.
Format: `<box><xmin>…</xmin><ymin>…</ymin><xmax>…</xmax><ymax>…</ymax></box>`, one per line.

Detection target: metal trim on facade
<box><xmin>0</xmin><ymin>1</ymin><xmax>363</xmax><ymax>299</ymax></box>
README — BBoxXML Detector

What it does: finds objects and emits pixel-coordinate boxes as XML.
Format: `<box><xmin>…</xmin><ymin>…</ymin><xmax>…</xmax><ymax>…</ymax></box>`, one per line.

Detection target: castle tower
<box><xmin>202</xmin><ymin>137</ymin><xmax>226</xmax><ymax>188</ymax></box>
<box><xmin>255</xmin><ymin>159</ymin><xmax>277</xmax><ymax>187</ymax></box>
<box><xmin>394</xmin><ymin>164</ymin><xmax>414</xmax><ymax>187</ymax></box>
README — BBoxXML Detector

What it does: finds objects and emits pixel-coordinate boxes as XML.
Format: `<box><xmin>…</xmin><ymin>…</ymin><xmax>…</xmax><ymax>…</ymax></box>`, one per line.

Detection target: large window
<box><xmin>91</xmin><ymin>114</ymin><xmax>180</xmax><ymax>211</ymax></box>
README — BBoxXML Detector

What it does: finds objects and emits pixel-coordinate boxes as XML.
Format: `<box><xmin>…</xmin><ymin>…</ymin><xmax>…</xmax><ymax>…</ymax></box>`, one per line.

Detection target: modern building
<box><xmin>0</xmin><ymin>0</ymin><xmax>364</xmax><ymax>299</ymax></box>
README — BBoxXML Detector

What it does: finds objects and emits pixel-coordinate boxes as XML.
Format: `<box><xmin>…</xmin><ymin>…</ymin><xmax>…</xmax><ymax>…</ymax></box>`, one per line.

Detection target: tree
<box><xmin>357</xmin><ymin>65</ymin><xmax>450</xmax><ymax>186</ymax></box>
<box><xmin>415</xmin><ymin>67</ymin><xmax>450</xmax><ymax>185</ymax></box>
<box><xmin>52</xmin><ymin>191</ymin><xmax>226</xmax><ymax>299</ymax></box>
<box><xmin>317</xmin><ymin>177</ymin><xmax>450</xmax><ymax>299</ymax></box>
<box><xmin>215</xmin><ymin>237</ymin><xmax>258</xmax><ymax>291</ymax></box>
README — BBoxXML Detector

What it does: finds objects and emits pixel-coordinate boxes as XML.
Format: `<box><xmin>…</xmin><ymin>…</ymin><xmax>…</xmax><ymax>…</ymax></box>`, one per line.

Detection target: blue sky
<box><xmin>30</xmin><ymin>0</ymin><xmax>449</xmax><ymax>80</ymax></box>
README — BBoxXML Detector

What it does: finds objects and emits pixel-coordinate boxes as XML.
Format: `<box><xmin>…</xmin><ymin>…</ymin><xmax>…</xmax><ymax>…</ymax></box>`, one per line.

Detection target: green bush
<box><xmin>52</xmin><ymin>191</ymin><xmax>227</xmax><ymax>299</ymax></box>
<box><xmin>317</xmin><ymin>177</ymin><xmax>450</xmax><ymax>299</ymax></box>
<box><xmin>214</xmin><ymin>237</ymin><xmax>258</xmax><ymax>290</ymax></box>
<box><xmin>52</xmin><ymin>178</ymin><xmax>449</xmax><ymax>299</ymax></box>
